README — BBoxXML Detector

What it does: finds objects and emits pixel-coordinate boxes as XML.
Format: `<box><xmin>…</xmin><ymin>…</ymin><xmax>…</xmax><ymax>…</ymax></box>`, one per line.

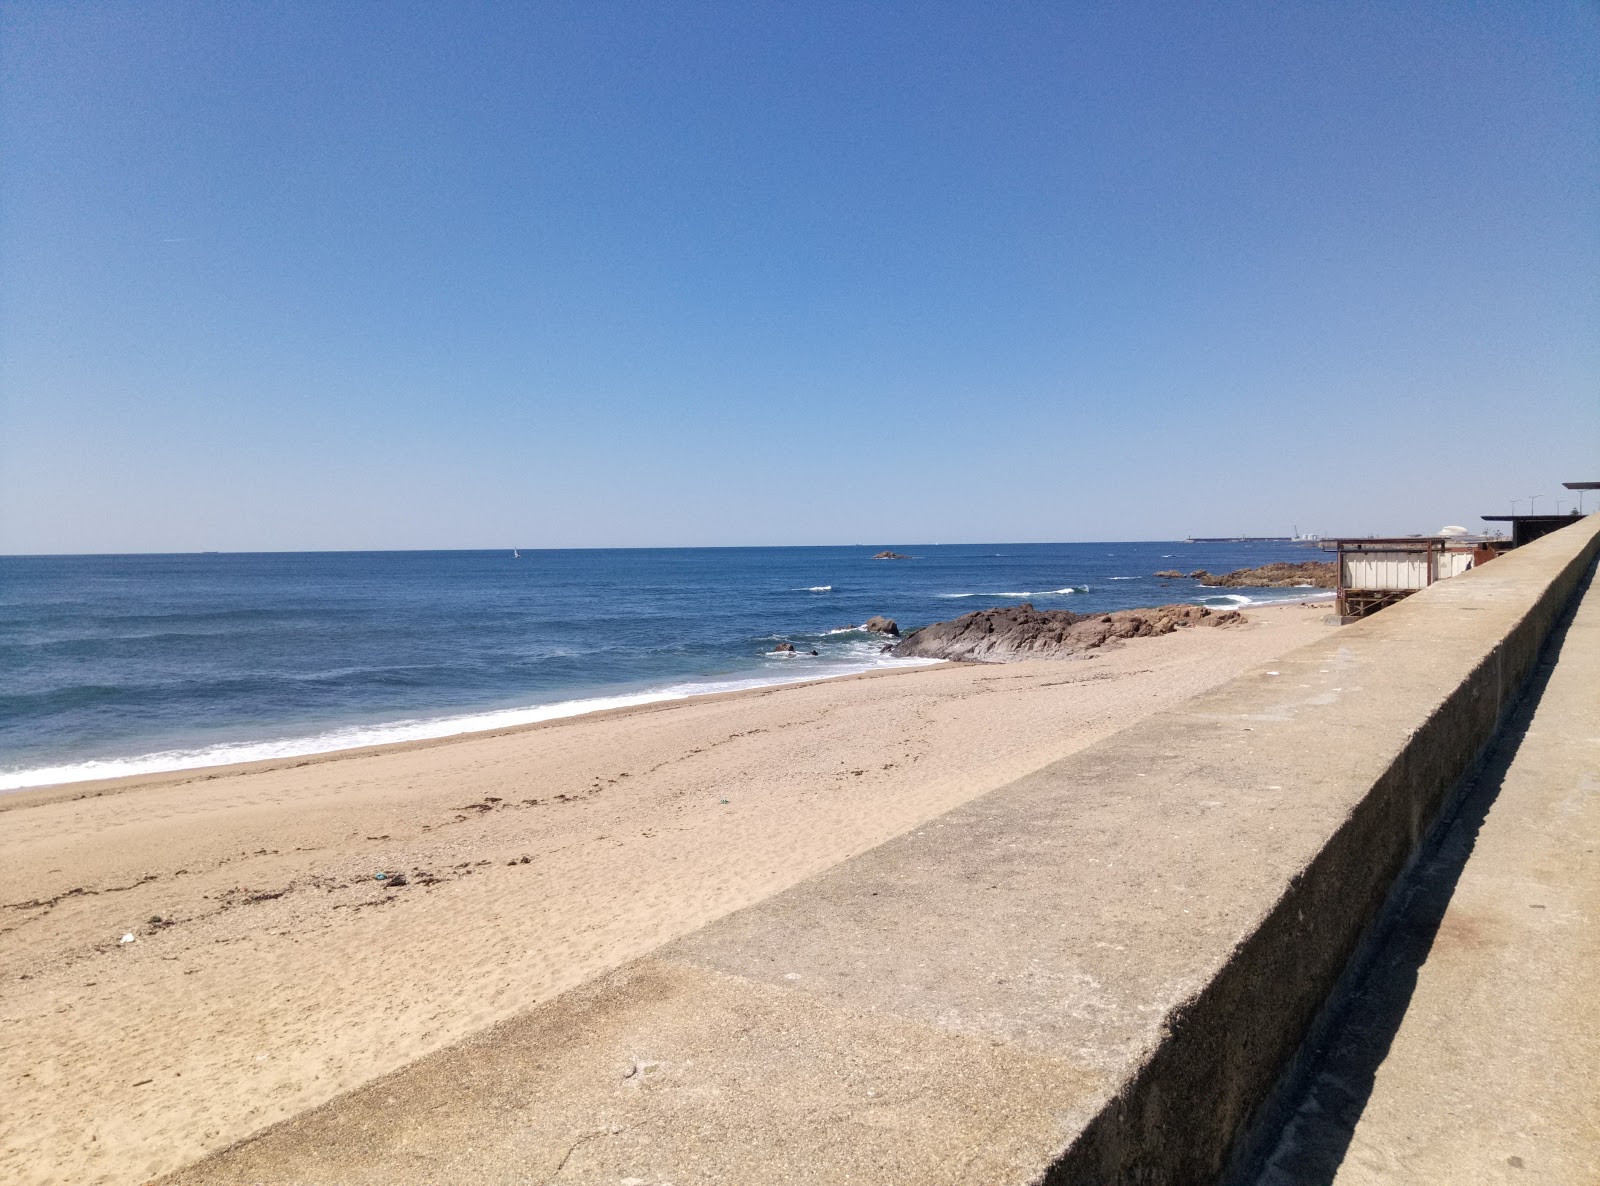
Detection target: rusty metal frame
<box><xmin>1322</xmin><ymin>537</ymin><xmax>1453</xmax><ymax>624</ymax></box>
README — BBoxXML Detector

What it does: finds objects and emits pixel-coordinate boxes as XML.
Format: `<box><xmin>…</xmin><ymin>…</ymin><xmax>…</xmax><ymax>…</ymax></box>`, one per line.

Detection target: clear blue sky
<box><xmin>2</xmin><ymin>2</ymin><xmax>1596</xmax><ymax>552</ymax></box>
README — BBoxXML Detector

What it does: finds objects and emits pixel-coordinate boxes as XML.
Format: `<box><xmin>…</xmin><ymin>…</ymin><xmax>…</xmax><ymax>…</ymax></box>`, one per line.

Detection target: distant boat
<box><xmin>512</xmin><ymin>549</ymin><xmax>520</xmax><ymax>558</ymax></box>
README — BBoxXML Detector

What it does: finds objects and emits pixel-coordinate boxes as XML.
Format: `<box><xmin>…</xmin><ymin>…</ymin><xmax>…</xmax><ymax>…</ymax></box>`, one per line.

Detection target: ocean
<box><xmin>0</xmin><ymin>542</ymin><xmax>1328</xmax><ymax>790</ymax></box>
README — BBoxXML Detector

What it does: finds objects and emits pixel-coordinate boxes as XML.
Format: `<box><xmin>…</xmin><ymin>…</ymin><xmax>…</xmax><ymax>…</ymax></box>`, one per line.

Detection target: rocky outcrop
<box><xmin>863</xmin><ymin>615</ymin><xmax>899</xmax><ymax>636</ymax></box>
<box><xmin>1183</xmin><ymin>561</ymin><xmax>1335</xmax><ymax>588</ymax></box>
<box><xmin>872</xmin><ymin>551</ymin><xmax>911</xmax><ymax>560</ymax></box>
<box><xmin>1155</xmin><ymin>570</ymin><xmax>1185</xmax><ymax>579</ymax></box>
<box><xmin>772</xmin><ymin>642</ymin><xmax>796</xmax><ymax>653</ymax></box>
<box><xmin>891</xmin><ymin>602</ymin><xmax>1244</xmax><ymax>662</ymax></box>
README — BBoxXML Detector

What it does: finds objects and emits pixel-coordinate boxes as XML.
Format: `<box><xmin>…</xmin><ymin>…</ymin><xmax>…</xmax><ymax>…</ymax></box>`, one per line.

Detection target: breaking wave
<box><xmin>938</xmin><ymin>586</ymin><xmax>1088</xmax><ymax>600</ymax></box>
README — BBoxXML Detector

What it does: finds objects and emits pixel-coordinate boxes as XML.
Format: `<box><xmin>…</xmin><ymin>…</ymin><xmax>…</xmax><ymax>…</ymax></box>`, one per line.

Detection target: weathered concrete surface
<box><xmin>164</xmin><ymin>517</ymin><xmax>1600</xmax><ymax>1186</ymax></box>
<box><xmin>1253</xmin><ymin>560</ymin><xmax>1600</xmax><ymax>1185</ymax></box>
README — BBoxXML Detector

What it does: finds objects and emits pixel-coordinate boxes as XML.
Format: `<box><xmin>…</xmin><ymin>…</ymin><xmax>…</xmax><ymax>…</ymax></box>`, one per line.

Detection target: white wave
<box><xmin>1109</xmin><ymin>576</ymin><xmax>1138</xmax><ymax>580</ymax></box>
<box><xmin>1195</xmin><ymin>588</ymin><xmax>1334</xmax><ymax>609</ymax></box>
<box><xmin>0</xmin><ymin>657</ymin><xmax>940</xmax><ymax>793</ymax></box>
<box><xmin>803</xmin><ymin>585</ymin><xmax>833</xmax><ymax>592</ymax></box>
<box><xmin>1252</xmin><ymin>589</ymin><xmax>1335</xmax><ymax>605</ymax></box>
<box><xmin>939</xmin><ymin>586</ymin><xmax>1087</xmax><ymax>600</ymax></box>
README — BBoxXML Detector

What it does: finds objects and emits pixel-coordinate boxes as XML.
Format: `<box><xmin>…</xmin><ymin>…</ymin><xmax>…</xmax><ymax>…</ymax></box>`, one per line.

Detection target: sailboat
<box><xmin>512</xmin><ymin>548</ymin><xmax>520</xmax><ymax>558</ymax></box>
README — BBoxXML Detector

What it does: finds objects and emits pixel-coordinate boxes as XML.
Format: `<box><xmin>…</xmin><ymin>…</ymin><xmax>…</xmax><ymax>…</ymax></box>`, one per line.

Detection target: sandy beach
<box><xmin>1</xmin><ymin>602</ymin><xmax>1333</xmax><ymax>1186</ymax></box>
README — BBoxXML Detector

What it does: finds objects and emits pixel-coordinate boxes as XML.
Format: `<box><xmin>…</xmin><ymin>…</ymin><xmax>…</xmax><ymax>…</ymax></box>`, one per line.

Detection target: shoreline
<box><xmin>0</xmin><ymin>598</ymin><xmax>1334</xmax><ymax>1186</ymax></box>
<box><xmin>0</xmin><ymin>660</ymin><xmax>942</xmax><ymax>810</ymax></box>
<box><xmin>0</xmin><ymin>596</ymin><xmax>1332</xmax><ymax>800</ymax></box>
<box><xmin>0</xmin><ymin>659</ymin><xmax>940</xmax><ymax>799</ymax></box>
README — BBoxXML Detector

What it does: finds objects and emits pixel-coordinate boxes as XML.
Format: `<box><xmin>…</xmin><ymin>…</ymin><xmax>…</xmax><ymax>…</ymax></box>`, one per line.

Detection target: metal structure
<box><xmin>1480</xmin><ymin>513</ymin><xmax>1586</xmax><ymax>548</ymax></box>
<box><xmin>1480</xmin><ymin>482</ymin><xmax>1595</xmax><ymax>546</ymax></box>
<box><xmin>1564</xmin><ymin>480</ymin><xmax>1599</xmax><ymax>514</ymax></box>
<box><xmin>1320</xmin><ymin>537</ymin><xmax>1496</xmax><ymax>623</ymax></box>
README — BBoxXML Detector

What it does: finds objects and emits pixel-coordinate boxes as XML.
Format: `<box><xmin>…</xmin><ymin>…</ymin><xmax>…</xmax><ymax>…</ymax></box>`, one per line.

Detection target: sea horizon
<box><xmin>0</xmin><ymin>537</ymin><xmax>1323</xmax><ymax>559</ymax></box>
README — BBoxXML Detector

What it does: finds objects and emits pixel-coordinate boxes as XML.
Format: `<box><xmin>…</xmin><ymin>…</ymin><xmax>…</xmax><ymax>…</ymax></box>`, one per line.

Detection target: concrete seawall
<box><xmin>1250</xmin><ymin>529</ymin><xmax>1600</xmax><ymax>1182</ymax></box>
<box><xmin>168</xmin><ymin>516</ymin><xmax>1600</xmax><ymax>1186</ymax></box>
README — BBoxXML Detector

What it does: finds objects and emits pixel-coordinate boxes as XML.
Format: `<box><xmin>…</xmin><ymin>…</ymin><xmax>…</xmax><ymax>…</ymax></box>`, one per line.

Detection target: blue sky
<box><xmin>2</xmin><ymin>1</ymin><xmax>1596</xmax><ymax>552</ymax></box>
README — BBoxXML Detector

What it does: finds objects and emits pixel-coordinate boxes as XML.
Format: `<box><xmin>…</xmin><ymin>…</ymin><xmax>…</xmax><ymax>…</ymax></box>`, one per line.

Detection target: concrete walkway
<box><xmin>1254</xmin><ymin>567</ymin><xmax>1600</xmax><ymax>1185</ymax></box>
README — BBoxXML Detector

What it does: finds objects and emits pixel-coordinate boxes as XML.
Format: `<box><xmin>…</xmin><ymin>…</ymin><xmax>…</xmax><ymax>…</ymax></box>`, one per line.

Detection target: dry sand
<box><xmin>0</xmin><ymin>603</ymin><xmax>1334</xmax><ymax>1186</ymax></box>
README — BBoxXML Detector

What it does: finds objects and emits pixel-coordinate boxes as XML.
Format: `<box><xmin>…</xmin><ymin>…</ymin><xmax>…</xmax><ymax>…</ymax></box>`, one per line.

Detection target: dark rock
<box><xmin>1154</xmin><ymin>570</ymin><xmax>1184</xmax><ymax>579</ymax></box>
<box><xmin>773</xmin><ymin>642</ymin><xmax>796</xmax><ymax>653</ymax></box>
<box><xmin>1186</xmin><ymin>561</ymin><xmax>1335</xmax><ymax>588</ymax></box>
<box><xmin>872</xmin><ymin>551</ymin><xmax>911</xmax><ymax>559</ymax></box>
<box><xmin>863</xmin><ymin>615</ymin><xmax>899</xmax><ymax>636</ymax></box>
<box><xmin>892</xmin><ymin>602</ymin><xmax>1245</xmax><ymax>662</ymax></box>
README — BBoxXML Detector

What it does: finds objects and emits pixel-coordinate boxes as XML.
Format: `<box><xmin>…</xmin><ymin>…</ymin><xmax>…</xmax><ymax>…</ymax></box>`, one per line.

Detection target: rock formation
<box><xmin>891</xmin><ymin>602</ymin><xmax>1243</xmax><ymax>662</ymax></box>
<box><xmin>862</xmin><ymin>615</ymin><xmax>899</xmax><ymax>636</ymax></box>
<box><xmin>772</xmin><ymin>642</ymin><xmax>796</xmax><ymax>653</ymax></box>
<box><xmin>1155</xmin><ymin>569</ymin><xmax>1185</xmax><ymax>579</ymax></box>
<box><xmin>871</xmin><ymin>550</ymin><xmax>911</xmax><ymax>560</ymax></box>
<box><xmin>1181</xmin><ymin>561</ymin><xmax>1335</xmax><ymax>588</ymax></box>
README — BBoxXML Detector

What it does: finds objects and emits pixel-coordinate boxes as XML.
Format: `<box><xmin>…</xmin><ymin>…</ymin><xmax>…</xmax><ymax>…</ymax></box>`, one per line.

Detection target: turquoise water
<box><xmin>0</xmin><ymin>542</ymin><xmax>1326</xmax><ymax>788</ymax></box>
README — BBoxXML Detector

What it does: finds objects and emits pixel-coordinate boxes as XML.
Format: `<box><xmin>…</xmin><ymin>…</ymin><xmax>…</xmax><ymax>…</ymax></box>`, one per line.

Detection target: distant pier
<box><xmin>1184</xmin><ymin>535</ymin><xmax>1295</xmax><ymax>543</ymax></box>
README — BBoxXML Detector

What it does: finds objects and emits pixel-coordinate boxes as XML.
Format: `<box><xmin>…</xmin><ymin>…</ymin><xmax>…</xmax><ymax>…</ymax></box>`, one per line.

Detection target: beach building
<box><xmin>1479</xmin><ymin>480</ymin><xmax>1597</xmax><ymax>548</ymax></box>
<box><xmin>1480</xmin><ymin>512</ymin><xmax>1588</xmax><ymax>548</ymax></box>
<box><xmin>1324</xmin><ymin>482</ymin><xmax>1597</xmax><ymax>622</ymax></box>
<box><xmin>1322</xmin><ymin>534</ymin><xmax>1496</xmax><ymax>622</ymax></box>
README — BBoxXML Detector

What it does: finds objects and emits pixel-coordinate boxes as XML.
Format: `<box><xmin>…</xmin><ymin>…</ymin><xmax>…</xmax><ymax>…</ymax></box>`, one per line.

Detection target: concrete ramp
<box><xmin>165</xmin><ymin>517</ymin><xmax>1600</xmax><ymax>1186</ymax></box>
